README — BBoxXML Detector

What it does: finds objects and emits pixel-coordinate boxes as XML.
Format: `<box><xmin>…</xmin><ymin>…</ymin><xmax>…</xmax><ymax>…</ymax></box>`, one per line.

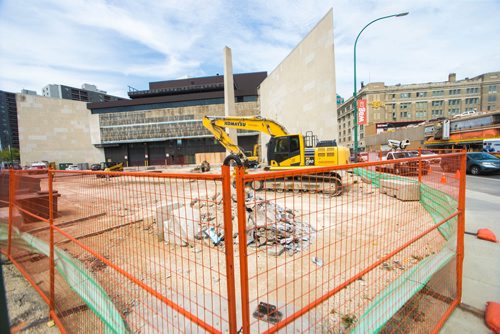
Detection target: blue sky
<box><xmin>0</xmin><ymin>0</ymin><xmax>499</xmax><ymax>99</ymax></box>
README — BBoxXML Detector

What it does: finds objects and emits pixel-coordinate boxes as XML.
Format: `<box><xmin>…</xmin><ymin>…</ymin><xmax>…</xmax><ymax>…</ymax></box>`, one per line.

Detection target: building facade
<box><xmin>338</xmin><ymin>71</ymin><xmax>500</xmax><ymax>150</ymax></box>
<box><xmin>42</xmin><ymin>83</ymin><xmax>125</xmax><ymax>103</ymax></box>
<box><xmin>0</xmin><ymin>90</ymin><xmax>19</xmax><ymax>150</ymax></box>
<box><xmin>260</xmin><ymin>9</ymin><xmax>338</xmax><ymax>154</ymax></box>
<box><xmin>17</xmin><ymin>94</ymin><xmax>104</xmax><ymax>166</ymax></box>
<box><xmin>87</xmin><ymin>72</ymin><xmax>266</xmax><ymax>166</ymax></box>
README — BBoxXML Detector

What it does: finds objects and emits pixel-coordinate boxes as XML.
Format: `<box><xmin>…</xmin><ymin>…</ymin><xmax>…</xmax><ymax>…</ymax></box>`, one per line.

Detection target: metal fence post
<box><xmin>221</xmin><ymin>162</ymin><xmax>237</xmax><ymax>333</ymax></box>
<box><xmin>48</xmin><ymin>169</ymin><xmax>55</xmax><ymax>313</ymax></box>
<box><xmin>7</xmin><ymin>169</ymin><xmax>15</xmax><ymax>258</ymax></box>
<box><xmin>418</xmin><ymin>147</ymin><xmax>422</xmax><ymax>183</ymax></box>
<box><xmin>456</xmin><ymin>150</ymin><xmax>467</xmax><ymax>302</ymax></box>
<box><xmin>219</xmin><ymin>155</ymin><xmax>252</xmax><ymax>334</ymax></box>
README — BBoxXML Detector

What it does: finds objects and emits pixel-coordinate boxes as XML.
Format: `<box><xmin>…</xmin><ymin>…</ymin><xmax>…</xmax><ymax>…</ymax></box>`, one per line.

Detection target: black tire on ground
<box><xmin>331</xmin><ymin>177</ymin><xmax>343</xmax><ymax>197</ymax></box>
<box><xmin>470</xmin><ymin>165</ymin><xmax>480</xmax><ymax>176</ymax></box>
<box><xmin>250</xmin><ymin>180</ymin><xmax>264</xmax><ymax>191</ymax></box>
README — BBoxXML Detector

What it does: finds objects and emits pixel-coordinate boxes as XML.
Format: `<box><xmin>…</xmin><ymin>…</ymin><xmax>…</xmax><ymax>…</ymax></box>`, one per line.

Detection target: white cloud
<box><xmin>0</xmin><ymin>0</ymin><xmax>499</xmax><ymax>98</ymax></box>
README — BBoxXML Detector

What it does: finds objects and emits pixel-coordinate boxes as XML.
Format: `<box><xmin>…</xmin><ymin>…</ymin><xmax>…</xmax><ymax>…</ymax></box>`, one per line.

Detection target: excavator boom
<box><xmin>202</xmin><ymin>116</ymin><xmax>289</xmax><ymax>159</ymax></box>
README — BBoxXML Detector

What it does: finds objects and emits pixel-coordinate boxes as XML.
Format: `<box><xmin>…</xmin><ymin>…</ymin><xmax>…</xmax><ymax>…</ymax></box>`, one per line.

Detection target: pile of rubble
<box><xmin>155</xmin><ymin>191</ymin><xmax>315</xmax><ymax>256</ymax></box>
<box><xmin>245</xmin><ymin>193</ymin><xmax>316</xmax><ymax>256</ymax></box>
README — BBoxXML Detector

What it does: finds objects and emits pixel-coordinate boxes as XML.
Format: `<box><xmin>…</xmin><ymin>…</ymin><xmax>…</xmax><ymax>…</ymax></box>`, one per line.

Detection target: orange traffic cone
<box><xmin>440</xmin><ymin>173</ymin><xmax>447</xmax><ymax>184</ymax></box>
<box><xmin>454</xmin><ymin>170</ymin><xmax>461</xmax><ymax>179</ymax></box>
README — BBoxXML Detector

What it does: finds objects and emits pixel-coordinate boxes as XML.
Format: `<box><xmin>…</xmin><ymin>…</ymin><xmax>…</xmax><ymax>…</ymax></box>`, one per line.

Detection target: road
<box><xmin>465</xmin><ymin>173</ymin><xmax>500</xmax><ymax>196</ymax></box>
<box><xmin>441</xmin><ymin>173</ymin><xmax>500</xmax><ymax>333</ymax></box>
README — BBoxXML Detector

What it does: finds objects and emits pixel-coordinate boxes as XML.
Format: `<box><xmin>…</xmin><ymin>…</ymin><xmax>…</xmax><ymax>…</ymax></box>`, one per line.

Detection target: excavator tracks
<box><xmin>249</xmin><ymin>173</ymin><xmax>343</xmax><ymax>196</ymax></box>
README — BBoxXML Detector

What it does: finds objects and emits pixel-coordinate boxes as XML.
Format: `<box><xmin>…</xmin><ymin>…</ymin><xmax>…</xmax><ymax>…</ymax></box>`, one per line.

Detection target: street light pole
<box><xmin>353</xmin><ymin>12</ymin><xmax>409</xmax><ymax>162</ymax></box>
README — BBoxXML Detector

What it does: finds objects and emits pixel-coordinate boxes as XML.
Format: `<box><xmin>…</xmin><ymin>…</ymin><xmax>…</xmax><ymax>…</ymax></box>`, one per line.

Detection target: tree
<box><xmin>0</xmin><ymin>147</ymin><xmax>20</xmax><ymax>162</ymax></box>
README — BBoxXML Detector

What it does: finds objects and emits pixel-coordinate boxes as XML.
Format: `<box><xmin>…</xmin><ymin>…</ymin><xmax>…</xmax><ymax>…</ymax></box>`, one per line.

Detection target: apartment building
<box><xmin>0</xmin><ymin>90</ymin><xmax>19</xmax><ymax>150</ymax></box>
<box><xmin>337</xmin><ymin>71</ymin><xmax>500</xmax><ymax>150</ymax></box>
<box><xmin>42</xmin><ymin>83</ymin><xmax>125</xmax><ymax>103</ymax></box>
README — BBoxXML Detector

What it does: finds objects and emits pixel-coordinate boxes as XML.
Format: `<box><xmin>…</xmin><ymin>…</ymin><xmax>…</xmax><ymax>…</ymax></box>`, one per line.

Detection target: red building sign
<box><xmin>357</xmin><ymin>99</ymin><xmax>367</xmax><ymax>125</ymax></box>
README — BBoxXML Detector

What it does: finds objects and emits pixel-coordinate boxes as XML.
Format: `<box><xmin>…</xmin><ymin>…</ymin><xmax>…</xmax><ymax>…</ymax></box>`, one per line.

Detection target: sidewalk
<box><xmin>441</xmin><ymin>188</ymin><xmax>500</xmax><ymax>333</ymax></box>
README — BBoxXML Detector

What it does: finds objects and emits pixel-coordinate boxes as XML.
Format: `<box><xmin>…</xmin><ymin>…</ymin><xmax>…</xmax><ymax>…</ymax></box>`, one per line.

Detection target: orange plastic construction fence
<box><xmin>0</xmin><ymin>150</ymin><xmax>466</xmax><ymax>333</ymax></box>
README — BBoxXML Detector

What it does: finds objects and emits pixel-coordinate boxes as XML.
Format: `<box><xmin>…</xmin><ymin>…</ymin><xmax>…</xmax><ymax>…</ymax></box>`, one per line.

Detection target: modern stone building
<box><xmin>17</xmin><ymin>94</ymin><xmax>104</xmax><ymax>166</ymax></box>
<box><xmin>87</xmin><ymin>72</ymin><xmax>266</xmax><ymax>165</ymax></box>
<box><xmin>0</xmin><ymin>90</ymin><xmax>19</xmax><ymax>150</ymax></box>
<box><xmin>260</xmin><ymin>9</ymin><xmax>338</xmax><ymax>149</ymax></box>
<box><xmin>338</xmin><ymin>71</ymin><xmax>500</xmax><ymax>150</ymax></box>
<box><xmin>42</xmin><ymin>83</ymin><xmax>125</xmax><ymax>103</ymax></box>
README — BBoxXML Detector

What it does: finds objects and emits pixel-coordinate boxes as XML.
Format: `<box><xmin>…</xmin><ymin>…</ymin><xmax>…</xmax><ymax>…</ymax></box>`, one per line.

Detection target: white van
<box><xmin>483</xmin><ymin>139</ymin><xmax>500</xmax><ymax>157</ymax></box>
<box><xmin>30</xmin><ymin>162</ymin><xmax>47</xmax><ymax>170</ymax></box>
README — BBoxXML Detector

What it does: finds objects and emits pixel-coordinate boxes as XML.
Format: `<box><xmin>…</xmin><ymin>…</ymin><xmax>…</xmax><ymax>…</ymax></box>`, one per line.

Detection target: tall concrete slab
<box><xmin>259</xmin><ymin>9</ymin><xmax>338</xmax><ymax>160</ymax></box>
<box><xmin>224</xmin><ymin>46</ymin><xmax>238</xmax><ymax>151</ymax></box>
<box><xmin>17</xmin><ymin>94</ymin><xmax>105</xmax><ymax>165</ymax></box>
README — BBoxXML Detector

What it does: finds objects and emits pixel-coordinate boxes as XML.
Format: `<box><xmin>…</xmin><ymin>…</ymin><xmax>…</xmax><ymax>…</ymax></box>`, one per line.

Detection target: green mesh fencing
<box><xmin>351</xmin><ymin>247</ymin><xmax>455</xmax><ymax>333</ymax></box>
<box><xmin>0</xmin><ymin>224</ymin><xmax>128</xmax><ymax>333</ymax></box>
<box><xmin>351</xmin><ymin>168</ymin><xmax>459</xmax><ymax>332</ymax></box>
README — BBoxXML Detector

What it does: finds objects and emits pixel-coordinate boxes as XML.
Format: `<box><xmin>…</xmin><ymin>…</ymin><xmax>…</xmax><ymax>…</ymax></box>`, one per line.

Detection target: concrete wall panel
<box><xmin>260</xmin><ymin>9</ymin><xmax>338</xmax><ymax>157</ymax></box>
<box><xmin>17</xmin><ymin>94</ymin><xmax>105</xmax><ymax>166</ymax></box>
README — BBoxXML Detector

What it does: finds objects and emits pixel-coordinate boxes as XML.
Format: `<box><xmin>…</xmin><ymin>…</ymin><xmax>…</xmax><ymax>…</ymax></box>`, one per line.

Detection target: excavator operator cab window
<box><xmin>269</xmin><ymin>135</ymin><xmax>301</xmax><ymax>165</ymax></box>
<box><xmin>274</xmin><ymin>136</ymin><xmax>300</xmax><ymax>154</ymax></box>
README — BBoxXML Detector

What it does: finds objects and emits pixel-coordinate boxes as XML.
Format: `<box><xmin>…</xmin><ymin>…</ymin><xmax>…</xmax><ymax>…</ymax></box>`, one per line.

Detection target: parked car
<box><xmin>376</xmin><ymin>151</ymin><xmax>430</xmax><ymax>175</ymax></box>
<box><xmin>91</xmin><ymin>163</ymin><xmax>103</xmax><ymax>171</ymax></box>
<box><xmin>66</xmin><ymin>164</ymin><xmax>80</xmax><ymax>171</ymax></box>
<box><xmin>408</xmin><ymin>150</ymin><xmax>441</xmax><ymax>164</ymax></box>
<box><xmin>466</xmin><ymin>152</ymin><xmax>500</xmax><ymax>175</ymax></box>
<box><xmin>440</xmin><ymin>152</ymin><xmax>500</xmax><ymax>175</ymax></box>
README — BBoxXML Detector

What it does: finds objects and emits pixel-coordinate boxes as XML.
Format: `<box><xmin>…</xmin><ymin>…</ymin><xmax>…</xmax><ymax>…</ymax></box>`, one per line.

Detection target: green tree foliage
<box><xmin>0</xmin><ymin>148</ymin><xmax>20</xmax><ymax>162</ymax></box>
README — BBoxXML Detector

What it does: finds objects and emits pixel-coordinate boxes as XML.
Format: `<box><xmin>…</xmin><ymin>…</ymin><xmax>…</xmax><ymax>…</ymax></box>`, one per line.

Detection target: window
<box><xmin>432</xmin><ymin>109</ymin><xmax>443</xmax><ymax>117</ymax></box>
<box><xmin>400</xmin><ymin>103</ymin><xmax>411</xmax><ymax>109</ymax></box>
<box><xmin>432</xmin><ymin>100</ymin><xmax>444</xmax><ymax>107</ymax></box>
<box><xmin>432</xmin><ymin>90</ymin><xmax>444</xmax><ymax>96</ymax></box>
<box><xmin>389</xmin><ymin>94</ymin><xmax>396</xmax><ymax>99</ymax></box>
<box><xmin>449</xmin><ymin>89</ymin><xmax>461</xmax><ymax>95</ymax></box>
<box><xmin>488</xmin><ymin>95</ymin><xmax>496</xmax><ymax>102</ymax></box>
<box><xmin>400</xmin><ymin>111</ymin><xmax>409</xmax><ymax>118</ymax></box>
<box><xmin>290</xmin><ymin>137</ymin><xmax>300</xmax><ymax>152</ymax></box>
<box><xmin>449</xmin><ymin>108</ymin><xmax>460</xmax><ymax>115</ymax></box>
<box><xmin>465</xmin><ymin>98</ymin><xmax>479</xmax><ymax>105</ymax></box>
<box><xmin>466</xmin><ymin>87</ymin><xmax>479</xmax><ymax>94</ymax></box>
<box><xmin>487</xmin><ymin>105</ymin><xmax>496</xmax><ymax>111</ymax></box>
<box><xmin>416</xmin><ymin>111</ymin><xmax>426</xmax><ymax>118</ymax></box>
<box><xmin>489</xmin><ymin>85</ymin><xmax>497</xmax><ymax>93</ymax></box>
<box><xmin>448</xmin><ymin>99</ymin><xmax>460</xmax><ymax>105</ymax></box>
<box><xmin>416</xmin><ymin>92</ymin><xmax>427</xmax><ymax>97</ymax></box>
<box><xmin>416</xmin><ymin>101</ymin><xmax>427</xmax><ymax>109</ymax></box>
<box><xmin>400</xmin><ymin>92</ymin><xmax>411</xmax><ymax>98</ymax></box>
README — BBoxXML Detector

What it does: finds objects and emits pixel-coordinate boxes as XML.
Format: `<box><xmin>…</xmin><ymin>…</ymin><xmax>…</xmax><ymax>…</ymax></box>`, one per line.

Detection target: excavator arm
<box><xmin>202</xmin><ymin>116</ymin><xmax>289</xmax><ymax>160</ymax></box>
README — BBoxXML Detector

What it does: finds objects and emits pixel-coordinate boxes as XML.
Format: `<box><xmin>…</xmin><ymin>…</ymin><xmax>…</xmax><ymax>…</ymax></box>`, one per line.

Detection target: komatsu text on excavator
<box><xmin>202</xmin><ymin>115</ymin><xmax>350</xmax><ymax>195</ymax></box>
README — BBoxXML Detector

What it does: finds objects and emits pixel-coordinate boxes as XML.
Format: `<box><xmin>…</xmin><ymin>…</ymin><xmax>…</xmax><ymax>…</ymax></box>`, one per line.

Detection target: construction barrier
<box><xmin>0</xmin><ymin>151</ymin><xmax>466</xmax><ymax>333</ymax></box>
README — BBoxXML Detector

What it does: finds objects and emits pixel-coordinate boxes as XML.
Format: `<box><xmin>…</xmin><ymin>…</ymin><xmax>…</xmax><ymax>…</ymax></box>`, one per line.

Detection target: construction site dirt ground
<box><xmin>2</xmin><ymin>164</ymin><xmax>455</xmax><ymax>333</ymax></box>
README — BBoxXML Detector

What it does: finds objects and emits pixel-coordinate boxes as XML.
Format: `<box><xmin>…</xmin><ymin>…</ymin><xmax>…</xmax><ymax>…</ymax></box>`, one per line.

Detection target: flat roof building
<box><xmin>0</xmin><ymin>90</ymin><xmax>19</xmax><ymax>150</ymax></box>
<box><xmin>42</xmin><ymin>83</ymin><xmax>126</xmax><ymax>103</ymax></box>
<box><xmin>338</xmin><ymin>71</ymin><xmax>500</xmax><ymax>150</ymax></box>
<box><xmin>87</xmin><ymin>72</ymin><xmax>267</xmax><ymax>166</ymax></box>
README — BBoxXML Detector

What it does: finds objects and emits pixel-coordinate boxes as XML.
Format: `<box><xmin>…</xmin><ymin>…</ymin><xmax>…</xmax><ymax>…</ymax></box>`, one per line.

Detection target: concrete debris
<box><xmin>252</xmin><ymin>302</ymin><xmax>283</xmax><ymax>324</ymax></box>
<box><xmin>312</xmin><ymin>256</ymin><xmax>323</xmax><ymax>266</ymax></box>
<box><xmin>204</xmin><ymin>227</ymin><xmax>223</xmax><ymax>245</ymax></box>
<box><xmin>168</xmin><ymin>190</ymin><xmax>315</xmax><ymax>255</ymax></box>
<box><xmin>245</xmin><ymin>192</ymin><xmax>315</xmax><ymax>255</ymax></box>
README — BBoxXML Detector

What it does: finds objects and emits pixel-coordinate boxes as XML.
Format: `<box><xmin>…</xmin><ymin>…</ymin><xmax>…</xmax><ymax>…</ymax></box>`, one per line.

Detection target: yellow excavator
<box><xmin>202</xmin><ymin>116</ymin><xmax>350</xmax><ymax>195</ymax></box>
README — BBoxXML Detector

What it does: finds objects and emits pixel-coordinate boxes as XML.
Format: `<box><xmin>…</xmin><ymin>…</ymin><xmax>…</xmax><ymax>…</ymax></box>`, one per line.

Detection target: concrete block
<box><xmin>155</xmin><ymin>202</ymin><xmax>199</xmax><ymax>246</ymax></box>
<box><xmin>380</xmin><ymin>179</ymin><xmax>420</xmax><ymax>201</ymax></box>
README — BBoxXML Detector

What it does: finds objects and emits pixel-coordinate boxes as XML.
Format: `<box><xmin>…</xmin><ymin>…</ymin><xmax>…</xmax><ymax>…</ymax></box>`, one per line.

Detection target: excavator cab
<box><xmin>267</xmin><ymin>134</ymin><xmax>304</xmax><ymax>167</ymax></box>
